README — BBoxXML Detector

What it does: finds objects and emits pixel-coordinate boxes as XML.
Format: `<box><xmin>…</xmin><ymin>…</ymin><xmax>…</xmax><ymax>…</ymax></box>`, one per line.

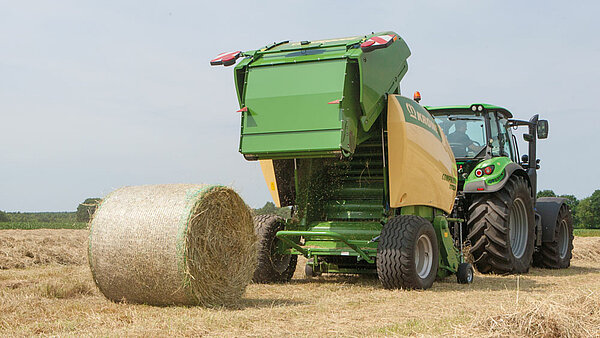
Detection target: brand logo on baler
<box><xmin>442</xmin><ymin>174</ymin><xmax>458</xmax><ymax>190</ymax></box>
<box><xmin>399</xmin><ymin>98</ymin><xmax>441</xmax><ymax>141</ymax></box>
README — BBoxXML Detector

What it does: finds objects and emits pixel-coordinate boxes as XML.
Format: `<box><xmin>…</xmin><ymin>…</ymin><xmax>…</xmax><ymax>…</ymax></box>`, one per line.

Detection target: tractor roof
<box><xmin>425</xmin><ymin>103</ymin><xmax>513</xmax><ymax>118</ymax></box>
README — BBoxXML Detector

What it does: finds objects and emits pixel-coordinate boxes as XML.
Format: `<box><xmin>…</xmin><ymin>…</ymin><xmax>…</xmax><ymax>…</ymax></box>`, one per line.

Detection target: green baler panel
<box><xmin>241</xmin><ymin>129</ymin><xmax>341</xmax><ymax>154</ymax></box>
<box><xmin>357</xmin><ymin>37</ymin><xmax>410</xmax><ymax>132</ymax></box>
<box><xmin>240</xmin><ymin>60</ymin><xmax>346</xmax><ymax>155</ymax></box>
<box><xmin>235</xmin><ymin>31</ymin><xmax>411</xmax><ymax>158</ymax></box>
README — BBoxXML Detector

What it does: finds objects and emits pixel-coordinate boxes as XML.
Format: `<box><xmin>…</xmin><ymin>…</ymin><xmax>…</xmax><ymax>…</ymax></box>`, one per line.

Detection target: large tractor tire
<box><xmin>377</xmin><ymin>215</ymin><xmax>439</xmax><ymax>290</ymax></box>
<box><xmin>252</xmin><ymin>214</ymin><xmax>297</xmax><ymax>283</ymax></box>
<box><xmin>467</xmin><ymin>175</ymin><xmax>535</xmax><ymax>274</ymax></box>
<box><xmin>533</xmin><ymin>205</ymin><xmax>574</xmax><ymax>268</ymax></box>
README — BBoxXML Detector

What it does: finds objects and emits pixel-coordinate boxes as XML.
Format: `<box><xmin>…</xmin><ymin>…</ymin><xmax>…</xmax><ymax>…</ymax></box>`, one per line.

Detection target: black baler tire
<box><xmin>457</xmin><ymin>262</ymin><xmax>474</xmax><ymax>284</ymax></box>
<box><xmin>533</xmin><ymin>205</ymin><xmax>574</xmax><ymax>269</ymax></box>
<box><xmin>305</xmin><ymin>262</ymin><xmax>314</xmax><ymax>278</ymax></box>
<box><xmin>252</xmin><ymin>214</ymin><xmax>297</xmax><ymax>283</ymax></box>
<box><xmin>467</xmin><ymin>175</ymin><xmax>535</xmax><ymax>274</ymax></box>
<box><xmin>377</xmin><ymin>215</ymin><xmax>439</xmax><ymax>290</ymax></box>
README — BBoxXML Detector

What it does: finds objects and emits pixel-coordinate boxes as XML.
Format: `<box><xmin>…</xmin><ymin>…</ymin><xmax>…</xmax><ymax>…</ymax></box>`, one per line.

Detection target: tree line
<box><xmin>0</xmin><ymin>200</ymin><xmax>290</xmax><ymax>224</ymax></box>
<box><xmin>1</xmin><ymin>191</ymin><xmax>597</xmax><ymax>228</ymax></box>
<box><xmin>0</xmin><ymin>211</ymin><xmax>77</xmax><ymax>223</ymax></box>
<box><xmin>537</xmin><ymin>189</ymin><xmax>600</xmax><ymax>228</ymax></box>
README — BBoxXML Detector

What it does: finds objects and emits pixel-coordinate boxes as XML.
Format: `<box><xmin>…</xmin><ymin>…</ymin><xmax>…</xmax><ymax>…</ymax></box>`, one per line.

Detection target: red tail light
<box><xmin>360</xmin><ymin>34</ymin><xmax>397</xmax><ymax>52</ymax></box>
<box><xmin>210</xmin><ymin>51</ymin><xmax>242</xmax><ymax>66</ymax></box>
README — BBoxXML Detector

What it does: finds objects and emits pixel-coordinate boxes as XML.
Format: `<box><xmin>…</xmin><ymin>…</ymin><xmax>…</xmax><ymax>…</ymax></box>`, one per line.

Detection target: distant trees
<box><xmin>537</xmin><ymin>189</ymin><xmax>600</xmax><ymax>228</ymax></box>
<box><xmin>576</xmin><ymin>190</ymin><xmax>600</xmax><ymax>229</ymax></box>
<box><xmin>0</xmin><ymin>210</ymin><xmax>9</xmax><ymax>222</ymax></box>
<box><xmin>537</xmin><ymin>190</ymin><xmax>556</xmax><ymax>198</ymax></box>
<box><xmin>254</xmin><ymin>202</ymin><xmax>291</xmax><ymax>219</ymax></box>
<box><xmin>4</xmin><ymin>212</ymin><xmax>76</xmax><ymax>223</ymax></box>
<box><xmin>76</xmin><ymin>198</ymin><xmax>102</xmax><ymax>222</ymax></box>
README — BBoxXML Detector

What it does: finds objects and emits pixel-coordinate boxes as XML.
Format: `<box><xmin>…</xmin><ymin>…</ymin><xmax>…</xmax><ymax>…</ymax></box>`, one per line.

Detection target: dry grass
<box><xmin>0</xmin><ymin>231</ymin><xmax>599</xmax><ymax>336</ymax></box>
<box><xmin>572</xmin><ymin>237</ymin><xmax>600</xmax><ymax>262</ymax></box>
<box><xmin>460</xmin><ymin>291</ymin><xmax>600</xmax><ymax>337</ymax></box>
<box><xmin>0</xmin><ymin>229</ymin><xmax>88</xmax><ymax>269</ymax></box>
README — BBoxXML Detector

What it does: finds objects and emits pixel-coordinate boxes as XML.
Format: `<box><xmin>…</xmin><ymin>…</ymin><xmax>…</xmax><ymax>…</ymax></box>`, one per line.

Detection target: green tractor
<box><xmin>425</xmin><ymin>103</ymin><xmax>574</xmax><ymax>273</ymax></box>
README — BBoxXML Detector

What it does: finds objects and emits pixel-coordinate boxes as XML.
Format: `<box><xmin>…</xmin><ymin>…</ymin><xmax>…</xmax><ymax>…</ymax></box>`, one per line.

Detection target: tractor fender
<box><xmin>464</xmin><ymin>161</ymin><xmax>530</xmax><ymax>194</ymax></box>
<box><xmin>536</xmin><ymin>197</ymin><xmax>568</xmax><ymax>242</ymax></box>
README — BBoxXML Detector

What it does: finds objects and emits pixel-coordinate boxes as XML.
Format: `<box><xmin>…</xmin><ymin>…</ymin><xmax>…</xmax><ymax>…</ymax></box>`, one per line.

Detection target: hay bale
<box><xmin>88</xmin><ymin>184</ymin><xmax>256</xmax><ymax>306</ymax></box>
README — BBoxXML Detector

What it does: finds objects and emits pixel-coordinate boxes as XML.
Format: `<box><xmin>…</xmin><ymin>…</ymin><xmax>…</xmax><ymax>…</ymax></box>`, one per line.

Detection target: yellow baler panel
<box><xmin>259</xmin><ymin>160</ymin><xmax>281</xmax><ymax>207</ymax></box>
<box><xmin>387</xmin><ymin>95</ymin><xmax>457</xmax><ymax>214</ymax></box>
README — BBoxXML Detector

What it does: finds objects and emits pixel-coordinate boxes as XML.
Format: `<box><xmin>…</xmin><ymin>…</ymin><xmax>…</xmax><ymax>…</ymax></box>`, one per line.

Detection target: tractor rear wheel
<box><xmin>533</xmin><ymin>205</ymin><xmax>574</xmax><ymax>268</ymax></box>
<box><xmin>377</xmin><ymin>215</ymin><xmax>439</xmax><ymax>290</ymax></box>
<box><xmin>467</xmin><ymin>175</ymin><xmax>535</xmax><ymax>274</ymax></box>
<box><xmin>252</xmin><ymin>214</ymin><xmax>297</xmax><ymax>283</ymax></box>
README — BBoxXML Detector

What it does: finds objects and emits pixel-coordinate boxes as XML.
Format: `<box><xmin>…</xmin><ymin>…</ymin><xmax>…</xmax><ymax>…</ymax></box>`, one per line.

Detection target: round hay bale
<box><xmin>88</xmin><ymin>184</ymin><xmax>256</xmax><ymax>306</ymax></box>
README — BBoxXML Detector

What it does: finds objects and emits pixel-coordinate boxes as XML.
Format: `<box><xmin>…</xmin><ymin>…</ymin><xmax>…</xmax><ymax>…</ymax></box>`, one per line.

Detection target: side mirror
<box><xmin>537</xmin><ymin>120</ymin><xmax>549</xmax><ymax>139</ymax></box>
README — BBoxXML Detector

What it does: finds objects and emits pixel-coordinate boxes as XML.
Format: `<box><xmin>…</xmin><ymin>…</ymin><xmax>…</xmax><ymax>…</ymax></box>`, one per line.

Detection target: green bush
<box><xmin>0</xmin><ymin>210</ymin><xmax>10</xmax><ymax>222</ymax></box>
<box><xmin>76</xmin><ymin>198</ymin><xmax>102</xmax><ymax>222</ymax></box>
<box><xmin>254</xmin><ymin>202</ymin><xmax>291</xmax><ymax>219</ymax></box>
<box><xmin>575</xmin><ymin>190</ymin><xmax>600</xmax><ymax>229</ymax></box>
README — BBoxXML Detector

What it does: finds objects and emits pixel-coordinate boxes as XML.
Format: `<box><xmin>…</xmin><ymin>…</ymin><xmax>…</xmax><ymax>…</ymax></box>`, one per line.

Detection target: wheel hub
<box><xmin>558</xmin><ymin>219</ymin><xmax>569</xmax><ymax>259</ymax></box>
<box><xmin>509</xmin><ymin>197</ymin><xmax>528</xmax><ymax>259</ymax></box>
<box><xmin>415</xmin><ymin>234</ymin><xmax>433</xmax><ymax>279</ymax></box>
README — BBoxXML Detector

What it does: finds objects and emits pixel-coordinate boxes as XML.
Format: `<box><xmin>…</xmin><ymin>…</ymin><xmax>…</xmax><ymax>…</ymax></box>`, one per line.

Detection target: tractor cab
<box><xmin>426</xmin><ymin>103</ymin><xmax>548</xmax><ymax>195</ymax></box>
<box><xmin>427</xmin><ymin>104</ymin><xmax>520</xmax><ymax>188</ymax></box>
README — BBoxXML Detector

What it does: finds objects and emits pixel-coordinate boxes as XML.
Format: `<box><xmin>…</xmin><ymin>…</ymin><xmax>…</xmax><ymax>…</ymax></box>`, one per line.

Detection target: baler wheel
<box><xmin>467</xmin><ymin>175</ymin><xmax>535</xmax><ymax>274</ymax></box>
<box><xmin>533</xmin><ymin>205</ymin><xmax>574</xmax><ymax>268</ymax></box>
<box><xmin>456</xmin><ymin>262</ymin><xmax>474</xmax><ymax>284</ymax></box>
<box><xmin>377</xmin><ymin>215</ymin><xmax>439</xmax><ymax>290</ymax></box>
<box><xmin>252</xmin><ymin>214</ymin><xmax>297</xmax><ymax>283</ymax></box>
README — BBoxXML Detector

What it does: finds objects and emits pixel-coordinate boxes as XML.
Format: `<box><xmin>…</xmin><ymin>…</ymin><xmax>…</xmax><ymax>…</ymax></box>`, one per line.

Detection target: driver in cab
<box><xmin>447</xmin><ymin>121</ymin><xmax>480</xmax><ymax>157</ymax></box>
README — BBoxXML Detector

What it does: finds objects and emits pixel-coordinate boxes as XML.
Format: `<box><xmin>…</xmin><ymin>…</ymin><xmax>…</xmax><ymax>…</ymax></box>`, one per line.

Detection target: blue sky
<box><xmin>1</xmin><ymin>1</ymin><xmax>598</xmax><ymax>211</ymax></box>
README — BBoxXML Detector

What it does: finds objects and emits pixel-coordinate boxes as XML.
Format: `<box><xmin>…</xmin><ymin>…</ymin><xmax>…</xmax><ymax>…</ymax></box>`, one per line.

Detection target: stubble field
<box><xmin>1</xmin><ymin>229</ymin><xmax>599</xmax><ymax>337</ymax></box>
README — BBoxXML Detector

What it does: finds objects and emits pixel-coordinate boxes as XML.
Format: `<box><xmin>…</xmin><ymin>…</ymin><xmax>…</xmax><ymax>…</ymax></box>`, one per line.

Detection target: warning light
<box><xmin>413</xmin><ymin>91</ymin><xmax>421</xmax><ymax>103</ymax></box>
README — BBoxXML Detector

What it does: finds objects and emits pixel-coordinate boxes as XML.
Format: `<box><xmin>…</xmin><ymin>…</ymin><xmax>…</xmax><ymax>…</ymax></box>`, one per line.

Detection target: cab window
<box><xmin>487</xmin><ymin>112</ymin><xmax>501</xmax><ymax>156</ymax></box>
<box><xmin>497</xmin><ymin>115</ymin><xmax>515</xmax><ymax>161</ymax></box>
<box><xmin>488</xmin><ymin>112</ymin><xmax>514</xmax><ymax>160</ymax></box>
